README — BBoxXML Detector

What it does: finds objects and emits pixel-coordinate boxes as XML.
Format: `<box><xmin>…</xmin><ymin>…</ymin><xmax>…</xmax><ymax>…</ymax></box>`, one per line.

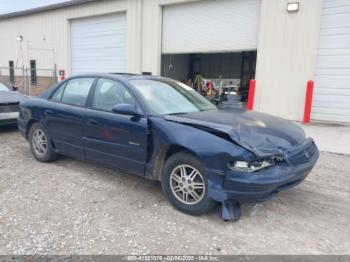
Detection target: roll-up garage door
<box><xmin>312</xmin><ymin>0</ymin><xmax>350</xmax><ymax>123</ymax></box>
<box><xmin>162</xmin><ymin>0</ymin><xmax>261</xmax><ymax>54</ymax></box>
<box><xmin>71</xmin><ymin>13</ymin><xmax>126</xmax><ymax>75</ymax></box>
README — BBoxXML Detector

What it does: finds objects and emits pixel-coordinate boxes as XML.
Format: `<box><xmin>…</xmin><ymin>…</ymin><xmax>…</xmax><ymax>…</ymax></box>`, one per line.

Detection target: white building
<box><xmin>0</xmin><ymin>0</ymin><xmax>349</xmax><ymax>123</ymax></box>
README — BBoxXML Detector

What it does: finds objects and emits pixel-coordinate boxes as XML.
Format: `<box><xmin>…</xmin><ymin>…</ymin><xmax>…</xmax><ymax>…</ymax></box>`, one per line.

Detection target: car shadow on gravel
<box><xmin>49</xmin><ymin>155</ymin><xmax>224</xmax><ymax>220</ymax></box>
<box><xmin>53</xmin><ymin>155</ymin><xmax>294</xmax><ymax>223</ymax></box>
<box><xmin>15</xmin><ymin>134</ymin><xmax>323</xmax><ymax>224</ymax></box>
<box><xmin>0</xmin><ymin>124</ymin><xmax>18</xmax><ymax>133</ymax></box>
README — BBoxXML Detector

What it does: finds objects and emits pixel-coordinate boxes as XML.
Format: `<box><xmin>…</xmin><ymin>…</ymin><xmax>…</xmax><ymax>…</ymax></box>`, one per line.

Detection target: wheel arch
<box><xmin>153</xmin><ymin>144</ymin><xmax>201</xmax><ymax>181</ymax></box>
<box><xmin>26</xmin><ymin>119</ymin><xmax>39</xmax><ymax>139</ymax></box>
<box><xmin>26</xmin><ymin>119</ymin><xmax>57</xmax><ymax>151</ymax></box>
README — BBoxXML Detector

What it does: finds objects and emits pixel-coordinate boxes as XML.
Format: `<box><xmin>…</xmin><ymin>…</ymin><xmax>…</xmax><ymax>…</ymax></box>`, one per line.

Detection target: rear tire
<box><xmin>29</xmin><ymin>122</ymin><xmax>57</xmax><ymax>163</ymax></box>
<box><xmin>161</xmin><ymin>152</ymin><xmax>217</xmax><ymax>216</ymax></box>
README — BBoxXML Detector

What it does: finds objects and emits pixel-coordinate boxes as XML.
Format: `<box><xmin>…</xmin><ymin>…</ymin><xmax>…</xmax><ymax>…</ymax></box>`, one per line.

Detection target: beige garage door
<box><xmin>312</xmin><ymin>0</ymin><xmax>350</xmax><ymax>123</ymax></box>
<box><xmin>71</xmin><ymin>13</ymin><xmax>126</xmax><ymax>75</ymax></box>
<box><xmin>162</xmin><ymin>0</ymin><xmax>261</xmax><ymax>54</ymax></box>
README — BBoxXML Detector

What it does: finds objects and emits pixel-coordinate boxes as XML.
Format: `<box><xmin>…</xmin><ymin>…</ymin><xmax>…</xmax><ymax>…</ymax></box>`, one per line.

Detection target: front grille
<box><xmin>288</xmin><ymin>142</ymin><xmax>316</xmax><ymax>166</ymax></box>
<box><xmin>0</xmin><ymin>103</ymin><xmax>19</xmax><ymax>113</ymax></box>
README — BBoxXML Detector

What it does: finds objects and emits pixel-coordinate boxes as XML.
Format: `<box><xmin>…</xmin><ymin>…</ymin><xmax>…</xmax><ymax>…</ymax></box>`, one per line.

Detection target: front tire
<box><xmin>29</xmin><ymin>122</ymin><xmax>57</xmax><ymax>162</ymax></box>
<box><xmin>161</xmin><ymin>152</ymin><xmax>217</xmax><ymax>216</ymax></box>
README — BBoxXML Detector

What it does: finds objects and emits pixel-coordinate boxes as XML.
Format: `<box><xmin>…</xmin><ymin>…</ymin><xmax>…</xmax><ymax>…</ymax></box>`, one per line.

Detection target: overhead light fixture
<box><xmin>16</xmin><ymin>35</ymin><xmax>23</xmax><ymax>41</ymax></box>
<box><xmin>287</xmin><ymin>2</ymin><xmax>299</xmax><ymax>12</ymax></box>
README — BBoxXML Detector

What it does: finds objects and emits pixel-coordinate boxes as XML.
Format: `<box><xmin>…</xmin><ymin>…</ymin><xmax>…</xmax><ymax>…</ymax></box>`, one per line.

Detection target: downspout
<box><xmin>139</xmin><ymin>0</ymin><xmax>143</xmax><ymax>74</ymax></box>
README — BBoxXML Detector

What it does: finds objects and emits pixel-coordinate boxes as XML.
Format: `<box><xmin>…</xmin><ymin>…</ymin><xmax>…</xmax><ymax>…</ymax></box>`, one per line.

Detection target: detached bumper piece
<box><xmin>221</xmin><ymin>200</ymin><xmax>241</xmax><ymax>221</ymax></box>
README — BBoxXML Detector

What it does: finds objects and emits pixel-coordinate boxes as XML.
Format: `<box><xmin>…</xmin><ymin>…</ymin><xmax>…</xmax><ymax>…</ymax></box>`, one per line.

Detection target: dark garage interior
<box><xmin>161</xmin><ymin>51</ymin><xmax>256</xmax><ymax>101</ymax></box>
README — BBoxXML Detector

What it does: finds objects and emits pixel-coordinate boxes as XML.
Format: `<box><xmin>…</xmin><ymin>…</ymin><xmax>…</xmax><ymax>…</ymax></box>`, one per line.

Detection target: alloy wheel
<box><xmin>32</xmin><ymin>129</ymin><xmax>48</xmax><ymax>156</ymax></box>
<box><xmin>170</xmin><ymin>164</ymin><xmax>205</xmax><ymax>205</ymax></box>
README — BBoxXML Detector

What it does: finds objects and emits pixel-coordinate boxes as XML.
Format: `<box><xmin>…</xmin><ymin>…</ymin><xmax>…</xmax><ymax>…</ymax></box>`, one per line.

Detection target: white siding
<box><xmin>0</xmin><ymin>0</ymin><xmax>141</xmax><ymax>75</ymax></box>
<box><xmin>254</xmin><ymin>0</ymin><xmax>322</xmax><ymax>121</ymax></box>
<box><xmin>312</xmin><ymin>0</ymin><xmax>350</xmax><ymax>123</ymax></box>
<box><xmin>71</xmin><ymin>13</ymin><xmax>126</xmax><ymax>74</ymax></box>
<box><xmin>161</xmin><ymin>0</ymin><xmax>261</xmax><ymax>54</ymax></box>
<box><xmin>0</xmin><ymin>0</ymin><xmax>333</xmax><ymax>123</ymax></box>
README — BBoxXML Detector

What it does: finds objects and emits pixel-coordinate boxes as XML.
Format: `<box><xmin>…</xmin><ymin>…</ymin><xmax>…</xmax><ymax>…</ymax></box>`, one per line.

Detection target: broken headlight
<box><xmin>228</xmin><ymin>156</ymin><xmax>283</xmax><ymax>173</ymax></box>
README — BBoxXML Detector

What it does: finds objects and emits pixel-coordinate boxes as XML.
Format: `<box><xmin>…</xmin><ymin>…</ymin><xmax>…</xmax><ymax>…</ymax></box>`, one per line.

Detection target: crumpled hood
<box><xmin>0</xmin><ymin>91</ymin><xmax>24</xmax><ymax>104</ymax></box>
<box><xmin>164</xmin><ymin>109</ymin><xmax>306</xmax><ymax>158</ymax></box>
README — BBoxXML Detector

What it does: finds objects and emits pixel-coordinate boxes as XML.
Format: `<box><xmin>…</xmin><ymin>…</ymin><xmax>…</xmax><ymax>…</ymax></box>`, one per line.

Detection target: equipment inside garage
<box><xmin>161</xmin><ymin>52</ymin><xmax>256</xmax><ymax>101</ymax></box>
<box><xmin>161</xmin><ymin>0</ymin><xmax>260</xmax><ymax>101</ymax></box>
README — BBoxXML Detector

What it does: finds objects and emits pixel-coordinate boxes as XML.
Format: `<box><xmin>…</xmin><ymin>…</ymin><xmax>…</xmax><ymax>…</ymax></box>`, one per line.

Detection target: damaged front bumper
<box><xmin>207</xmin><ymin>140</ymin><xmax>319</xmax><ymax>204</ymax></box>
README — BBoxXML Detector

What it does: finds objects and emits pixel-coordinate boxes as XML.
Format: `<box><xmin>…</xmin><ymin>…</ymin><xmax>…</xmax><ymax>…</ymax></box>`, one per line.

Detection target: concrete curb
<box><xmin>297</xmin><ymin>122</ymin><xmax>350</xmax><ymax>155</ymax></box>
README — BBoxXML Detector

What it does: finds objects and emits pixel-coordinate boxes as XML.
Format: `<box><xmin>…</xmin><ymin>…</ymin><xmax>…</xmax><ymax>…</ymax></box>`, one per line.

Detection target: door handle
<box><xmin>44</xmin><ymin>109</ymin><xmax>54</xmax><ymax>115</ymax></box>
<box><xmin>87</xmin><ymin>119</ymin><xmax>98</xmax><ymax>125</ymax></box>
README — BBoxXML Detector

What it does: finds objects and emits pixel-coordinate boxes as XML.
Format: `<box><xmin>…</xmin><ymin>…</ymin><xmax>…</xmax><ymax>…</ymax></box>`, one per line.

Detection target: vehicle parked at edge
<box><xmin>0</xmin><ymin>83</ymin><xmax>24</xmax><ymax>126</ymax></box>
<box><xmin>18</xmin><ymin>74</ymin><xmax>319</xmax><ymax>220</ymax></box>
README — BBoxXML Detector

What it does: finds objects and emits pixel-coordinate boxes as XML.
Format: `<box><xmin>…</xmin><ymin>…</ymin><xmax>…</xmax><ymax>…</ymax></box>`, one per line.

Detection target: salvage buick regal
<box><xmin>18</xmin><ymin>74</ymin><xmax>319</xmax><ymax>220</ymax></box>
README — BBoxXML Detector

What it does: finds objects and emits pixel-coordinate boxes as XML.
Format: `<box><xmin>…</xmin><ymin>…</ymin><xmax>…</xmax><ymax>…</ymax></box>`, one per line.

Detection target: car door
<box><xmin>82</xmin><ymin>78</ymin><xmax>148</xmax><ymax>176</ymax></box>
<box><xmin>44</xmin><ymin>77</ymin><xmax>95</xmax><ymax>159</ymax></box>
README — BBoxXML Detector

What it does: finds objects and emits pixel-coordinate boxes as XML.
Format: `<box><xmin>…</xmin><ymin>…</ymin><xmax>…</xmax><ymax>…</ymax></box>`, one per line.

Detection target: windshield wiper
<box><xmin>166</xmin><ymin>112</ymin><xmax>189</xmax><ymax>115</ymax></box>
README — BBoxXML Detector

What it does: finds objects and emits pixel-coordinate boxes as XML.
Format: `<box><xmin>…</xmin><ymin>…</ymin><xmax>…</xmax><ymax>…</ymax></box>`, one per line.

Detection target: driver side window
<box><xmin>92</xmin><ymin>79</ymin><xmax>136</xmax><ymax>112</ymax></box>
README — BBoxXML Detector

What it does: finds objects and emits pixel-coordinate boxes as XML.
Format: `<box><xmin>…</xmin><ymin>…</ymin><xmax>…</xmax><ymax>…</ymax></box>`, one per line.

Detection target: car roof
<box><xmin>70</xmin><ymin>73</ymin><xmax>171</xmax><ymax>82</ymax></box>
<box><xmin>40</xmin><ymin>73</ymin><xmax>176</xmax><ymax>100</ymax></box>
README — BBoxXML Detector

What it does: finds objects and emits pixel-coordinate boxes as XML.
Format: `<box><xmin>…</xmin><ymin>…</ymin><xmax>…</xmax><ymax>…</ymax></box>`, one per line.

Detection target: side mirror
<box><xmin>112</xmin><ymin>104</ymin><xmax>141</xmax><ymax>116</ymax></box>
<box><xmin>12</xmin><ymin>85</ymin><xmax>18</xmax><ymax>91</ymax></box>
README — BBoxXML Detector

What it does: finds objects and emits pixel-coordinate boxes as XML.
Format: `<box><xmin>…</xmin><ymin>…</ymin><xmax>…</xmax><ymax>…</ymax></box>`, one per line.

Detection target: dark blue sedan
<box><xmin>18</xmin><ymin>74</ymin><xmax>319</xmax><ymax>221</ymax></box>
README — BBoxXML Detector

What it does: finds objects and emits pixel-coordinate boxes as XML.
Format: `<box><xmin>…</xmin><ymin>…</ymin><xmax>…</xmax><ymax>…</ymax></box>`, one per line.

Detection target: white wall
<box><xmin>0</xmin><ymin>0</ymin><xmax>324</xmax><ymax>122</ymax></box>
<box><xmin>0</xmin><ymin>0</ymin><xmax>142</xmax><ymax>75</ymax></box>
<box><xmin>140</xmin><ymin>0</ymin><xmax>208</xmax><ymax>75</ymax></box>
<box><xmin>144</xmin><ymin>0</ymin><xmax>324</xmax><ymax>122</ymax></box>
<box><xmin>0</xmin><ymin>0</ymin><xmax>191</xmax><ymax>77</ymax></box>
<box><xmin>254</xmin><ymin>0</ymin><xmax>323</xmax><ymax>121</ymax></box>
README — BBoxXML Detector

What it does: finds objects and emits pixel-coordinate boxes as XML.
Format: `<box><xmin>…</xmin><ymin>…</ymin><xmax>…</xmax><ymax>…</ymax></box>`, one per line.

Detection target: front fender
<box><xmin>147</xmin><ymin>117</ymin><xmax>253</xmax><ymax>181</ymax></box>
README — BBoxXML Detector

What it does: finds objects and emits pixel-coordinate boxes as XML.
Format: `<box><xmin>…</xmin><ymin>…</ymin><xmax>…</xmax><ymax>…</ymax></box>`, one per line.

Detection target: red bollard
<box><xmin>247</xmin><ymin>79</ymin><xmax>256</xmax><ymax>111</ymax></box>
<box><xmin>303</xmin><ymin>80</ymin><xmax>314</xmax><ymax>124</ymax></box>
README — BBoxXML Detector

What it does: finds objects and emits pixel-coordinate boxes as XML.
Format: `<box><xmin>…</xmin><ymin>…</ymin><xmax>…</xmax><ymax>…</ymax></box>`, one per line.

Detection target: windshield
<box><xmin>0</xmin><ymin>83</ymin><xmax>9</xmax><ymax>92</ymax></box>
<box><xmin>129</xmin><ymin>79</ymin><xmax>216</xmax><ymax>115</ymax></box>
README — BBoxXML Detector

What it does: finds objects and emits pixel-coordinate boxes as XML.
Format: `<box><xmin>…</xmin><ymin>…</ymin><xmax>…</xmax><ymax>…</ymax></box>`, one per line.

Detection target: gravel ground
<box><xmin>0</xmin><ymin>126</ymin><xmax>349</xmax><ymax>255</ymax></box>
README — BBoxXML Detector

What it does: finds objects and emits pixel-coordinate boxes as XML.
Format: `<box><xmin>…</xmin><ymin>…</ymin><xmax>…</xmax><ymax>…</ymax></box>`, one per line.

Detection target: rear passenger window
<box><xmin>61</xmin><ymin>78</ymin><xmax>94</xmax><ymax>106</ymax></box>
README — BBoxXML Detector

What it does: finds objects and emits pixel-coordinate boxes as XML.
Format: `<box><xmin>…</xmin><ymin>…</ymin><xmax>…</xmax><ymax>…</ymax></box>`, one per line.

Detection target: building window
<box><xmin>30</xmin><ymin>60</ymin><xmax>37</xmax><ymax>85</ymax></box>
<box><xmin>8</xmin><ymin>61</ymin><xmax>15</xmax><ymax>85</ymax></box>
